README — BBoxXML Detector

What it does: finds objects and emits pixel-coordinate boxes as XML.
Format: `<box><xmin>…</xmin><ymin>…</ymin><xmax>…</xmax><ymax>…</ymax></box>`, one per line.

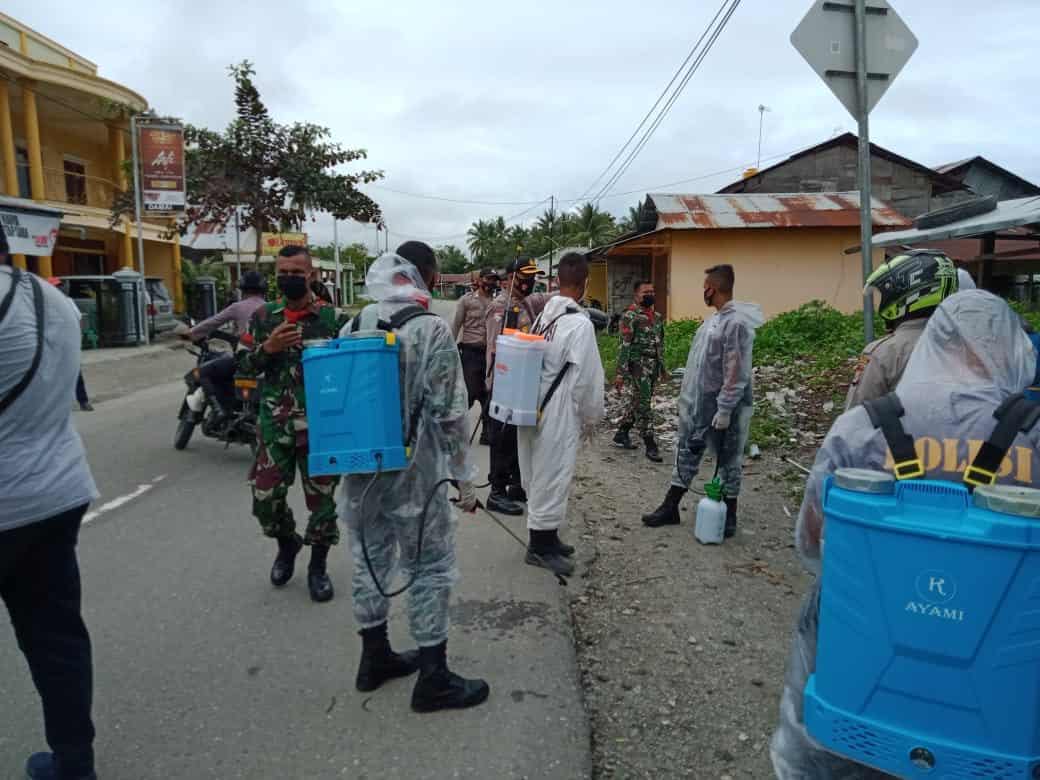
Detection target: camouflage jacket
<box><xmin>617</xmin><ymin>303</ymin><xmax>664</xmax><ymax>379</ymax></box>
<box><xmin>238</xmin><ymin>297</ymin><xmax>344</xmax><ymax>426</ymax></box>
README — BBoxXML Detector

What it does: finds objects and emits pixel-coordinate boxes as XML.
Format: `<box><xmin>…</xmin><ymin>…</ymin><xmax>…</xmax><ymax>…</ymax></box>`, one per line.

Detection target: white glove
<box><xmin>456</xmin><ymin>481</ymin><xmax>477</xmax><ymax>513</ymax></box>
<box><xmin>712</xmin><ymin>409</ymin><xmax>732</xmax><ymax>430</ymax></box>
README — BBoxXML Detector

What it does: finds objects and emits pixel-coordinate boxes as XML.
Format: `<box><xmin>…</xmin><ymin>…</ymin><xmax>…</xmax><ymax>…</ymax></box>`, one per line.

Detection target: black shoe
<box><xmin>79</xmin><ymin>402</ymin><xmax>94</xmax><ymax>412</ymax></box>
<box><xmin>551</xmin><ymin>530</ymin><xmax>575</xmax><ymax>558</ymax></box>
<box><xmin>307</xmin><ymin>545</ymin><xmax>335</xmax><ymax>603</ymax></box>
<box><xmin>486</xmin><ymin>489</ymin><xmax>524</xmax><ymax>516</ymax></box>
<box><xmin>411</xmin><ymin>641</ymin><xmax>490</xmax><ymax>713</ymax></box>
<box><xmin>525</xmin><ymin>547</ymin><xmax>575</xmax><ymax>577</ymax></box>
<box><xmin>506</xmin><ymin>484</ymin><xmax>527</xmax><ymax>503</ymax></box>
<box><xmin>25</xmin><ymin>753</ymin><xmax>96</xmax><ymax>780</ymax></box>
<box><xmin>270</xmin><ymin>535</ymin><xmax>303</xmax><ymax>587</ymax></box>
<box><xmin>724</xmin><ymin>497</ymin><xmax>738</xmax><ymax>539</ymax></box>
<box><xmin>613</xmin><ymin>429</ymin><xmax>638</xmax><ymax>450</ymax></box>
<box><xmin>356</xmin><ymin>623</ymin><xmax>420</xmax><ymax>692</ymax></box>
<box><xmin>644</xmin><ymin>435</ymin><xmax>663</xmax><ymax>463</ymax></box>
<box><xmin>642</xmin><ymin>485</ymin><xmax>686</xmax><ymax>527</ymax></box>
<box><xmin>478</xmin><ymin>428</ymin><xmax>493</xmax><ymax>446</ymax></box>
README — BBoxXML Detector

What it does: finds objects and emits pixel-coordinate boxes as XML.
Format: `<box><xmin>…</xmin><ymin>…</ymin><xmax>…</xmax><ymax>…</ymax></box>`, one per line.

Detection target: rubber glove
<box><xmin>456</xmin><ymin>481</ymin><xmax>478</xmax><ymax>513</ymax></box>
<box><xmin>711</xmin><ymin>409</ymin><xmax>732</xmax><ymax>430</ymax></box>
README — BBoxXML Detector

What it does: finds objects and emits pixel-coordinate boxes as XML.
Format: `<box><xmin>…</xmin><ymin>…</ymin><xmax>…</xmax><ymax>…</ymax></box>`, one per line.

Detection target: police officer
<box><xmin>613</xmin><ymin>280</ymin><xmax>666</xmax><ymax>462</ymax></box>
<box><xmin>239</xmin><ymin>246</ymin><xmax>343</xmax><ymax>603</ymax></box>
<box><xmin>772</xmin><ymin>291</ymin><xmax>1040</xmax><ymax>778</ymax></box>
<box><xmin>452</xmin><ymin>268</ymin><xmax>499</xmax><ymax>445</ymax></box>
<box><xmin>845</xmin><ymin>250</ymin><xmax>958</xmax><ymax>410</ymax></box>
<box><xmin>483</xmin><ymin>258</ymin><xmax>553</xmax><ymax>515</ymax></box>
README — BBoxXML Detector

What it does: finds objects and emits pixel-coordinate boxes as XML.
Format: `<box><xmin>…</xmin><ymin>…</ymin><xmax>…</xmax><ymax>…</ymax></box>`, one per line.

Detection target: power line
<box><xmin>368</xmin><ymin>183</ymin><xmax>545</xmax><ymax>206</ymax></box>
<box><xmin>591</xmin><ymin>0</ymin><xmax>742</xmax><ymax>203</ymax></box>
<box><xmin>575</xmin><ymin>0</ymin><xmax>732</xmax><ymax>204</ymax></box>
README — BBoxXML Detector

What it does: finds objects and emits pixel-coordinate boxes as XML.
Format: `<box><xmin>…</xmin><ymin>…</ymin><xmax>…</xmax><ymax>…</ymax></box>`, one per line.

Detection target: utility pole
<box><xmin>854</xmin><ymin>0</ymin><xmax>875</xmax><ymax>343</ymax></box>
<box><xmin>547</xmin><ymin>195</ymin><xmax>555</xmax><ymax>284</ymax></box>
<box><xmin>756</xmin><ymin>105</ymin><xmax>771</xmax><ymax>170</ymax></box>
<box><xmin>233</xmin><ymin>207</ymin><xmax>242</xmax><ymax>298</ymax></box>
<box><xmin>129</xmin><ymin>113</ymin><xmax>149</xmax><ymax>345</ymax></box>
<box><xmin>332</xmin><ymin>217</ymin><xmax>342</xmax><ymax>306</ymax></box>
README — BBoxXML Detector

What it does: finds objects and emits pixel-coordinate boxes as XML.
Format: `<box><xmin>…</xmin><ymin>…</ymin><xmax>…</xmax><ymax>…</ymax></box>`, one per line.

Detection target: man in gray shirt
<box><xmin>0</xmin><ymin>231</ymin><xmax>100</xmax><ymax>780</ymax></box>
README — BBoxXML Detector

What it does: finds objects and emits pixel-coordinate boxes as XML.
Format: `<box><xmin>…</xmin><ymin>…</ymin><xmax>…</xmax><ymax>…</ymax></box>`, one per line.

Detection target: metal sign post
<box><xmin>333</xmin><ymin>218</ymin><xmax>342</xmax><ymax>306</ymax></box>
<box><xmin>791</xmin><ymin>0</ymin><xmax>918</xmax><ymax>343</ymax></box>
<box><xmin>233</xmin><ymin>207</ymin><xmax>242</xmax><ymax>297</ymax></box>
<box><xmin>129</xmin><ymin>113</ymin><xmax>149</xmax><ymax>345</ymax></box>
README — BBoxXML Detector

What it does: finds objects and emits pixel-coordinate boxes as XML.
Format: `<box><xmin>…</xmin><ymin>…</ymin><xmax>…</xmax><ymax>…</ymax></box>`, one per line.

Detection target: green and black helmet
<box><xmin>865</xmin><ymin>249</ymin><xmax>959</xmax><ymax>327</ymax></box>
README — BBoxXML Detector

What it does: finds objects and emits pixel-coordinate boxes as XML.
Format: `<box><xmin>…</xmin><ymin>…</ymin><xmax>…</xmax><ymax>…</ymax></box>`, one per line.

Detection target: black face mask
<box><xmin>704</xmin><ymin>288</ymin><xmax>715</xmax><ymax>306</ymax></box>
<box><xmin>277</xmin><ymin>274</ymin><xmax>309</xmax><ymax>301</ymax></box>
<box><xmin>516</xmin><ymin>280</ymin><xmax>534</xmax><ymax>296</ymax></box>
<box><xmin>641</xmin><ymin>295</ymin><xmax>655</xmax><ymax>308</ymax></box>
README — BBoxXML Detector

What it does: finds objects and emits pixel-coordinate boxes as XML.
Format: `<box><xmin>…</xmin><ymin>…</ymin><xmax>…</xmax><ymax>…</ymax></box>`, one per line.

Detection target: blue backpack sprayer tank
<box><xmin>302</xmin><ymin>304</ymin><xmax>448</xmax><ymax>598</ymax></box>
<box><xmin>805</xmin><ymin>391</ymin><xmax>1040</xmax><ymax>778</ymax></box>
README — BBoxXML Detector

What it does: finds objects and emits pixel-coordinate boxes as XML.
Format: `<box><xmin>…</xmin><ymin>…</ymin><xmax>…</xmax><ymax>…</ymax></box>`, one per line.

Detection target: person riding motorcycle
<box><xmin>845</xmin><ymin>249</ymin><xmax>959</xmax><ymax>410</ymax></box>
<box><xmin>182</xmin><ymin>271</ymin><xmax>268</xmax><ymax>428</ymax></box>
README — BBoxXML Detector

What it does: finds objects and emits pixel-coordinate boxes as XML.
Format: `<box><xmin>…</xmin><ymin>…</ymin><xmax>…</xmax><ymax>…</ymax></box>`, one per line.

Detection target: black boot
<box><xmin>307</xmin><ymin>545</ymin><xmax>335</xmax><ymax>603</ymax></box>
<box><xmin>613</xmin><ymin>429</ymin><xmax>638</xmax><ymax>450</ymax></box>
<box><xmin>411</xmin><ymin>641</ymin><xmax>490</xmax><ymax>713</ymax></box>
<box><xmin>506</xmin><ymin>484</ymin><xmax>527</xmax><ymax>503</ymax></box>
<box><xmin>270</xmin><ymin>534</ymin><xmax>303</xmax><ymax>587</ymax></box>
<box><xmin>356</xmin><ymin>622</ymin><xmax>420</xmax><ymax>692</ymax></box>
<box><xmin>486</xmin><ymin>488</ymin><xmax>524</xmax><ymax>516</ymax></box>
<box><xmin>641</xmin><ymin>485</ymin><xmax>686</xmax><ymax>527</ymax></box>
<box><xmin>724</xmin><ymin>497</ymin><xmax>738</xmax><ymax>539</ymax></box>
<box><xmin>644</xmin><ymin>434</ymin><xmax>663</xmax><ymax>463</ymax></box>
<box><xmin>551</xmin><ymin>529</ymin><xmax>575</xmax><ymax>558</ymax></box>
<box><xmin>526</xmin><ymin>530</ymin><xmax>575</xmax><ymax>576</ymax></box>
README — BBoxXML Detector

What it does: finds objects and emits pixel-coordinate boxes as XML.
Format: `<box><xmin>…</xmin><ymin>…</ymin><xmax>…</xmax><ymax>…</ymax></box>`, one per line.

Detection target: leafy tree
<box><xmin>114</xmin><ymin>62</ymin><xmax>383</xmax><ymax>264</ymax></box>
<box><xmin>561</xmin><ymin>202</ymin><xmax>618</xmax><ymax>248</ymax></box>
<box><xmin>466</xmin><ymin>219</ymin><xmax>502</xmax><ymax>264</ymax></box>
<box><xmin>436</xmin><ymin>245</ymin><xmax>471</xmax><ymax>274</ymax></box>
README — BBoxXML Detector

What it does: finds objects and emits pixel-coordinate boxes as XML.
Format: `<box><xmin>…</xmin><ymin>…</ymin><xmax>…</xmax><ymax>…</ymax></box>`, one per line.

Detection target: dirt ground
<box><xmin>566</xmin><ymin>372</ymin><xmax>841</xmax><ymax>779</ymax></box>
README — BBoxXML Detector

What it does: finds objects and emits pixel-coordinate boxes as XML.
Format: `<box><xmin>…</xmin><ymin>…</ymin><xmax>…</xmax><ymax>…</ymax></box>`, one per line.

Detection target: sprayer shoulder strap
<box><xmin>383</xmin><ymin>305</ymin><xmax>437</xmax><ymax>447</ymax></box>
<box><xmin>0</xmin><ymin>269</ymin><xmax>45</xmax><ymax>416</ymax></box>
<box><xmin>539</xmin><ymin>362</ymin><xmax>573</xmax><ymax>416</ymax></box>
<box><xmin>863</xmin><ymin>392</ymin><xmax>924</xmax><ymax>480</ymax></box>
<box><xmin>964</xmin><ymin>393</ymin><xmax>1040</xmax><ymax>488</ymax></box>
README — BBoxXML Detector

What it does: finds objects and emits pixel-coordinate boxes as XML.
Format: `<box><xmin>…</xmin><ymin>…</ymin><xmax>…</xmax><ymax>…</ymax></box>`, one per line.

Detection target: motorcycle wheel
<box><xmin>174</xmin><ymin>418</ymin><xmax>196</xmax><ymax>450</ymax></box>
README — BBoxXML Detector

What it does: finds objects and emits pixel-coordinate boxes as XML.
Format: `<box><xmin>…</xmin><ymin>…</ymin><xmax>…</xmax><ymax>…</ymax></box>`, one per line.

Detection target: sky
<box><xmin>8</xmin><ymin>0</ymin><xmax>1039</xmax><ymax>252</ymax></box>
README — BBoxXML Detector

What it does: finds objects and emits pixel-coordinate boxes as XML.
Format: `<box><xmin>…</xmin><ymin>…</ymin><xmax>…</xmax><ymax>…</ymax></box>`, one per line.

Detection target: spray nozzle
<box><xmin>704</xmin><ymin>477</ymin><xmax>725</xmax><ymax>502</ymax></box>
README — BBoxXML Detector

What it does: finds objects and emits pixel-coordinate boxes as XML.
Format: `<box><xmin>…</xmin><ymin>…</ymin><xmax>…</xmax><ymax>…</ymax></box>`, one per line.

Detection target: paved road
<box><xmin>1</xmin><ymin>300</ymin><xmax>590</xmax><ymax>780</ymax></box>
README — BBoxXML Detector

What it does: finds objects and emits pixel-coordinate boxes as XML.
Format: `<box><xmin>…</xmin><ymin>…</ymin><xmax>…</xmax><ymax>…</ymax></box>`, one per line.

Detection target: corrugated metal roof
<box><xmin>647</xmin><ymin>192</ymin><xmax>910</xmax><ymax>230</ymax></box>
<box><xmin>871</xmin><ymin>195</ymin><xmax>1040</xmax><ymax>248</ymax></box>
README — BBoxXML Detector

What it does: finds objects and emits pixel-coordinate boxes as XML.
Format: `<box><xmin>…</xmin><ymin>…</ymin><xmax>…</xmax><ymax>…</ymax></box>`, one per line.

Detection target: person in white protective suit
<box><xmin>957</xmin><ymin>267</ymin><xmax>977</xmax><ymax>290</ymax></box>
<box><xmin>642</xmin><ymin>264</ymin><xmax>763</xmax><ymax>537</ymax></box>
<box><xmin>338</xmin><ymin>242</ymin><xmax>489</xmax><ymax>714</ymax></box>
<box><xmin>770</xmin><ymin>290</ymin><xmax>1040</xmax><ymax>779</ymax></box>
<box><xmin>517</xmin><ymin>252</ymin><xmax>605</xmax><ymax>577</ymax></box>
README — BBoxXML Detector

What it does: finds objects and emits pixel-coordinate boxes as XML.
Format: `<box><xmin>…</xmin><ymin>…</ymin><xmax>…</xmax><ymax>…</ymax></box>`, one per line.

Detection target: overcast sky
<box><xmin>8</xmin><ymin>0</ymin><xmax>1038</xmax><ymax>251</ymax></box>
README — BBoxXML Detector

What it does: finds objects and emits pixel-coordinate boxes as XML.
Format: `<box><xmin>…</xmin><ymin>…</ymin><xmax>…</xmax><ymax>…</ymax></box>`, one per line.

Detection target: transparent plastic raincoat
<box><xmin>670</xmin><ymin>301</ymin><xmax>764</xmax><ymax>496</ymax></box>
<box><xmin>337</xmin><ymin>254</ymin><xmax>477</xmax><ymax>646</ymax></box>
<box><xmin>772</xmin><ymin>291</ymin><xmax>1040</xmax><ymax>778</ymax></box>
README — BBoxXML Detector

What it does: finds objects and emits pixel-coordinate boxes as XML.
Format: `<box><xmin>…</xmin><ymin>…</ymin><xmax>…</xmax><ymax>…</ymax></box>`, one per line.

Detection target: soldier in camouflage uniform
<box><xmin>238</xmin><ymin>245</ymin><xmax>344</xmax><ymax>603</ymax></box>
<box><xmin>613</xmin><ymin>281</ymin><xmax>666</xmax><ymax>462</ymax></box>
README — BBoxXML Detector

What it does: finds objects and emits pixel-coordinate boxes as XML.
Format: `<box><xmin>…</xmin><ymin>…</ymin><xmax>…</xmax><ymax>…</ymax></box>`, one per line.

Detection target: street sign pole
<box><xmin>233</xmin><ymin>207</ymin><xmax>242</xmax><ymax>297</ymax></box>
<box><xmin>333</xmin><ymin>218</ymin><xmax>342</xmax><ymax>306</ymax></box>
<box><xmin>855</xmin><ymin>0</ymin><xmax>874</xmax><ymax>343</ymax></box>
<box><xmin>129</xmin><ymin>113</ymin><xmax>149</xmax><ymax>345</ymax></box>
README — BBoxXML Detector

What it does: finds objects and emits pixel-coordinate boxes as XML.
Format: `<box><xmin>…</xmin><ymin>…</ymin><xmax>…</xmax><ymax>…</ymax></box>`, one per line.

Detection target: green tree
<box><xmin>436</xmin><ymin>245</ymin><xmax>471</xmax><ymax>274</ymax></box>
<box><xmin>561</xmin><ymin>202</ymin><xmax>618</xmax><ymax>248</ymax></box>
<box><xmin>115</xmin><ymin>62</ymin><xmax>383</xmax><ymax>264</ymax></box>
<box><xmin>617</xmin><ymin>200</ymin><xmax>646</xmax><ymax>234</ymax></box>
<box><xmin>466</xmin><ymin>219</ymin><xmax>501</xmax><ymax>264</ymax></box>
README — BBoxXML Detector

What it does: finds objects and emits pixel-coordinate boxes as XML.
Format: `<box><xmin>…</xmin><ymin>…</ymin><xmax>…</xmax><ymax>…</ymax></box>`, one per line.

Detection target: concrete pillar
<box><xmin>122</xmin><ymin>220</ymin><xmax>134</xmax><ymax>267</ymax></box>
<box><xmin>20</xmin><ymin>81</ymin><xmax>45</xmax><ymax>202</ymax></box>
<box><xmin>0</xmin><ymin>81</ymin><xmax>17</xmax><ymax>196</ymax></box>
<box><xmin>172</xmin><ymin>230</ymin><xmax>184</xmax><ymax>312</ymax></box>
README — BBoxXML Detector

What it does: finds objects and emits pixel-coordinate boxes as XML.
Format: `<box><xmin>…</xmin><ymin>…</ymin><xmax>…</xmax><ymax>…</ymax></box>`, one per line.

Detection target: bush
<box><xmin>597</xmin><ymin>318</ymin><xmax>701</xmax><ymax>380</ymax></box>
<box><xmin>755</xmin><ymin>300</ymin><xmax>880</xmax><ymax>370</ymax></box>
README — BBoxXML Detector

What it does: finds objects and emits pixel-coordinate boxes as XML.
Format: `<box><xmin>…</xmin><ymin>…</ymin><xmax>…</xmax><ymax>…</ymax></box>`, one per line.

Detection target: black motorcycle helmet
<box><xmin>238</xmin><ymin>271</ymin><xmax>267</xmax><ymax>295</ymax></box>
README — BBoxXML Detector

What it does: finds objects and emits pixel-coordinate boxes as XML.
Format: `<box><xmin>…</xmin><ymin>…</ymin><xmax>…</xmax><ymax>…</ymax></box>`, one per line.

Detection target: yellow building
<box><xmin>0</xmin><ymin>12</ymin><xmax>183</xmax><ymax>308</ymax></box>
<box><xmin>596</xmin><ymin>192</ymin><xmax>912</xmax><ymax>321</ymax></box>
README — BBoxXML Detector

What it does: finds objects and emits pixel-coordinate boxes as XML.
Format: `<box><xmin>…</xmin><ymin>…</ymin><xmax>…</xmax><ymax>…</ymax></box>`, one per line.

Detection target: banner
<box><xmin>260</xmin><ymin>232</ymin><xmax>308</xmax><ymax>255</ymax></box>
<box><xmin>0</xmin><ymin>200</ymin><xmax>61</xmax><ymax>256</ymax></box>
<box><xmin>139</xmin><ymin>124</ymin><xmax>185</xmax><ymax>212</ymax></box>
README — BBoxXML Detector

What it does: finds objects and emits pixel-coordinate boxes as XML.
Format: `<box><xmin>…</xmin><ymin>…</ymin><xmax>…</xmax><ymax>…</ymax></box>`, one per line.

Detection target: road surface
<box><xmin>1</xmin><ymin>298</ymin><xmax>590</xmax><ymax>780</ymax></box>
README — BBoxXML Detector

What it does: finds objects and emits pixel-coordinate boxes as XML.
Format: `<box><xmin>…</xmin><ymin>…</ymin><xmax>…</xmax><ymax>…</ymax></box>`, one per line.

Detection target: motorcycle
<box><xmin>174</xmin><ymin>330</ymin><xmax>260</xmax><ymax>454</ymax></box>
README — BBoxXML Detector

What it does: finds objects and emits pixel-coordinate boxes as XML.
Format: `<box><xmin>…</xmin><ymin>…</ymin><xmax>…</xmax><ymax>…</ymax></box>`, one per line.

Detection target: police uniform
<box><xmin>844</xmin><ymin>318</ymin><xmax>929</xmax><ymax>411</ymax></box>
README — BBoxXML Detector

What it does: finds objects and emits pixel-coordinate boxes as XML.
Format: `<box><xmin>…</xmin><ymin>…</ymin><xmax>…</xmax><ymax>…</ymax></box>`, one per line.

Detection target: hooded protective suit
<box><xmin>337</xmin><ymin>254</ymin><xmax>477</xmax><ymax>647</ymax></box>
<box><xmin>517</xmin><ymin>295</ymin><xmax>605</xmax><ymax>531</ymax></box>
<box><xmin>771</xmin><ymin>290</ymin><xmax>1040</xmax><ymax>779</ymax></box>
<box><xmin>671</xmin><ymin>301</ymin><xmax>764</xmax><ymax>495</ymax></box>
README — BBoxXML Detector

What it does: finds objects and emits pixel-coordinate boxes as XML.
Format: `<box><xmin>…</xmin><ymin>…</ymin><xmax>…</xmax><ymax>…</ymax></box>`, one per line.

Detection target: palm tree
<box><xmin>435</xmin><ymin>244</ymin><xmax>470</xmax><ymax>274</ymax></box>
<box><xmin>617</xmin><ymin>200</ymin><xmax>644</xmax><ymax>234</ymax></box>
<box><xmin>466</xmin><ymin>219</ymin><xmax>499</xmax><ymax>263</ymax></box>
<box><xmin>565</xmin><ymin>202</ymin><xmax>618</xmax><ymax>248</ymax></box>
<box><xmin>505</xmin><ymin>225</ymin><xmax>528</xmax><ymax>254</ymax></box>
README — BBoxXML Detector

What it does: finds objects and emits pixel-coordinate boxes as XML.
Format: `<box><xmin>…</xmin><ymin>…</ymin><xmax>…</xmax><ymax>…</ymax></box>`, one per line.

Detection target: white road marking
<box><xmin>83</xmin><ymin>474</ymin><xmax>167</xmax><ymax>525</ymax></box>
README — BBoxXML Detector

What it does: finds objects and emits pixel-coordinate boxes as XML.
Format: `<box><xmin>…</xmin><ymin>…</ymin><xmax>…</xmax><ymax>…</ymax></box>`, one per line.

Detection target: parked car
<box><xmin>145</xmin><ymin>276</ymin><xmax>178</xmax><ymax>337</ymax></box>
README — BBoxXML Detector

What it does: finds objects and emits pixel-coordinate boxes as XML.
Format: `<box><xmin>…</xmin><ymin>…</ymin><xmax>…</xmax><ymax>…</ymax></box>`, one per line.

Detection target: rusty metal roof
<box><xmin>646</xmin><ymin>192</ymin><xmax>910</xmax><ymax>230</ymax></box>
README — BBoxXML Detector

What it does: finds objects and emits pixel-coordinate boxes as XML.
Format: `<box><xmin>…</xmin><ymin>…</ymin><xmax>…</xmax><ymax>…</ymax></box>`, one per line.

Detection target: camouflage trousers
<box><xmin>340</xmin><ymin>478</ymin><xmax>459</xmax><ymax>647</ymax></box>
<box><xmin>249</xmin><ymin>419</ymin><xmax>340</xmax><ymax>547</ymax></box>
<box><xmin>618</xmin><ymin>359</ymin><xmax>659</xmax><ymax>436</ymax></box>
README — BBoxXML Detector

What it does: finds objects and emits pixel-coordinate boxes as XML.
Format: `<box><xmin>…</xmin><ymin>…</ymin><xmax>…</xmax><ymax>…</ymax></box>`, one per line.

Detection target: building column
<box><xmin>20</xmin><ymin>80</ymin><xmax>45</xmax><ymax>202</ymax></box>
<box><xmin>171</xmin><ymin>230</ymin><xmax>184</xmax><ymax>312</ymax></box>
<box><xmin>122</xmin><ymin>220</ymin><xmax>134</xmax><ymax>269</ymax></box>
<box><xmin>0</xmin><ymin>80</ymin><xmax>26</xmax><ymax>268</ymax></box>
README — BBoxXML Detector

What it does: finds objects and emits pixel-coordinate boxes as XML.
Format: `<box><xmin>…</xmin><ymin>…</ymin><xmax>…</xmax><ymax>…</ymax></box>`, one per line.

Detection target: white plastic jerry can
<box><xmin>694</xmin><ymin>478</ymin><xmax>726</xmax><ymax>545</ymax></box>
<box><xmin>489</xmin><ymin>329</ymin><xmax>547</xmax><ymax>427</ymax></box>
